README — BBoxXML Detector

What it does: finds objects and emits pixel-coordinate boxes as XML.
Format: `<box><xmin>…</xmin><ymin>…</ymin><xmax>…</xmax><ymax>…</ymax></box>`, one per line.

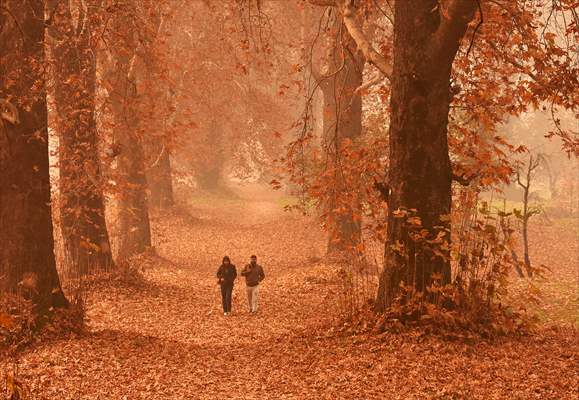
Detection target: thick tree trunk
<box><xmin>106</xmin><ymin>3</ymin><xmax>152</xmax><ymax>260</ymax></box>
<box><xmin>110</xmin><ymin>79</ymin><xmax>152</xmax><ymax>260</ymax></box>
<box><xmin>376</xmin><ymin>1</ymin><xmax>476</xmax><ymax>311</ymax></box>
<box><xmin>0</xmin><ymin>0</ymin><xmax>68</xmax><ymax>313</ymax></box>
<box><xmin>318</xmin><ymin>15</ymin><xmax>364</xmax><ymax>255</ymax></box>
<box><xmin>49</xmin><ymin>0</ymin><xmax>114</xmax><ymax>275</ymax></box>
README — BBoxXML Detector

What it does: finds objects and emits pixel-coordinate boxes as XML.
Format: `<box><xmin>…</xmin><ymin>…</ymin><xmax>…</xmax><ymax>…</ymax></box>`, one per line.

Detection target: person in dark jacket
<box><xmin>216</xmin><ymin>256</ymin><xmax>237</xmax><ymax>315</ymax></box>
<box><xmin>240</xmin><ymin>255</ymin><xmax>265</xmax><ymax>314</ymax></box>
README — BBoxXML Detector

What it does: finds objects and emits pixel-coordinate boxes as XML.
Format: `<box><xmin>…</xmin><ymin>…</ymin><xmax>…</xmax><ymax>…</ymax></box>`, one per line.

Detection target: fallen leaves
<box><xmin>5</xmin><ymin>193</ymin><xmax>578</xmax><ymax>399</ymax></box>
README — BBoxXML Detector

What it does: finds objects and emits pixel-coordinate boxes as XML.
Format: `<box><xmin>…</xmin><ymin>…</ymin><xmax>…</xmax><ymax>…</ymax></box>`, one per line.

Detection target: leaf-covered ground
<box><xmin>8</xmin><ymin>188</ymin><xmax>579</xmax><ymax>399</ymax></box>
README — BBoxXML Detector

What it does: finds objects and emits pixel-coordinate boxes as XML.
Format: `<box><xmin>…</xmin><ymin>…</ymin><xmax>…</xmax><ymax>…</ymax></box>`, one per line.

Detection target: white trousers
<box><xmin>246</xmin><ymin>285</ymin><xmax>259</xmax><ymax>312</ymax></box>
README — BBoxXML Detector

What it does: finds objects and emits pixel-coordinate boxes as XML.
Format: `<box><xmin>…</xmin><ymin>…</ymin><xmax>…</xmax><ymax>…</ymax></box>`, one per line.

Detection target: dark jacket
<box><xmin>217</xmin><ymin>264</ymin><xmax>237</xmax><ymax>286</ymax></box>
<box><xmin>241</xmin><ymin>263</ymin><xmax>265</xmax><ymax>287</ymax></box>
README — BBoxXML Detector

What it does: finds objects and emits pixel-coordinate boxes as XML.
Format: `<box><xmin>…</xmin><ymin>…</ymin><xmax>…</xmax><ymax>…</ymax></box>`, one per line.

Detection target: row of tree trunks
<box><xmin>48</xmin><ymin>0</ymin><xmax>114</xmax><ymax>275</ymax></box>
<box><xmin>376</xmin><ymin>0</ymin><xmax>477</xmax><ymax>311</ymax></box>
<box><xmin>0</xmin><ymin>0</ymin><xmax>68</xmax><ymax>313</ymax></box>
<box><xmin>0</xmin><ymin>0</ymin><xmax>176</xmax><ymax>314</ymax></box>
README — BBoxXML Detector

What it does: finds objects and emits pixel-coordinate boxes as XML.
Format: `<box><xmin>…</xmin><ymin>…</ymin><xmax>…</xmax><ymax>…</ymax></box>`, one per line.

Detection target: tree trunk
<box><xmin>0</xmin><ymin>0</ymin><xmax>68</xmax><ymax>313</ymax></box>
<box><xmin>376</xmin><ymin>1</ymin><xmax>476</xmax><ymax>311</ymax></box>
<box><xmin>142</xmin><ymin>75</ymin><xmax>174</xmax><ymax>209</ymax></box>
<box><xmin>197</xmin><ymin>162</ymin><xmax>225</xmax><ymax>191</ymax></box>
<box><xmin>48</xmin><ymin>0</ymin><xmax>114</xmax><ymax>275</ymax></box>
<box><xmin>196</xmin><ymin>119</ymin><xmax>227</xmax><ymax>192</ymax></box>
<box><xmin>147</xmin><ymin>144</ymin><xmax>174</xmax><ymax>209</ymax></box>
<box><xmin>110</xmin><ymin>79</ymin><xmax>152</xmax><ymax>260</ymax></box>
<box><xmin>105</xmin><ymin>2</ymin><xmax>152</xmax><ymax>260</ymax></box>
<box><xmin>519</xmin><ymin>155</ymin><xmax>537</xmax><ymax>278</ymax></box>
<box><xmin>317</xmin><ymin>13</ymin><xmax>364</xmax><ymax>255</ymax></box>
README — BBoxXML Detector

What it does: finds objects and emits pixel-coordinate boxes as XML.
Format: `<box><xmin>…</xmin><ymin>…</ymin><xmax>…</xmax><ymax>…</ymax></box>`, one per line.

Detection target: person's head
<box><xmin>222</xmin><ymin>256</ymin><xmax>231</xmax><ymax>265</ymax></box>
<box><xmin>250</xmin><ymin>255</ymin><xmax>257</xmax><ymax>265</ymax></box>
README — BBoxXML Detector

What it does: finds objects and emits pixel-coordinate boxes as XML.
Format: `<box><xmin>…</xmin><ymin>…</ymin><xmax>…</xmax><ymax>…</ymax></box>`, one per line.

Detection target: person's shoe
<box><xmin>224</xmin><ymin>312</ymin><xmax>228</xmax><ymax>316</ymax></box>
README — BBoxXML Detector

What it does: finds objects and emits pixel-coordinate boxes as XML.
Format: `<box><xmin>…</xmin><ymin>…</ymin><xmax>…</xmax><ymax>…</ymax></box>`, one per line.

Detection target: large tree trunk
<box><xmin>105</xmin><ymin>2</ymin><xmax>152</xmax><ymax>260</ymax></box>
<box><xmin>48</xmin><ymin>0</ymin><xmax>114</xmax><ymax>275</ymax></box>
<box><xmin>375</xmin><ymin>1</ymin><xmax>476</xmax><ymax>311</ymax></box>
<box><xmin>317</xmin><ymin>13</ymin><xmax>364</xmax><ymax>255</ymax></box>
<box><xmin>110</xmin><ymin>77</ymin><xmax>152</xmax><ymax>260</ymax></box>
<box><xmin>0</xmin><ymin>0</ymin><xmax>68</xmax><ymax>313</ymax></box>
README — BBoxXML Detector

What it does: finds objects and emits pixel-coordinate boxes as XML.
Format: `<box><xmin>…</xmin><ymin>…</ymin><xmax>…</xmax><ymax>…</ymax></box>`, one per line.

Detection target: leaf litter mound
<box><xmin>7</xmin><ymin>192</ymin><xmax>578</xmax><ymax>399</ymax></box>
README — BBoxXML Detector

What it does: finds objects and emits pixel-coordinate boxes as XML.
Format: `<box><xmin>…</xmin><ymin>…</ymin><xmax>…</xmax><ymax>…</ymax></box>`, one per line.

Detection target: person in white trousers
<box><xmin>240</xmin><ymin>255</ymin><xmax>265</xmax><ymax>314</ymax></box>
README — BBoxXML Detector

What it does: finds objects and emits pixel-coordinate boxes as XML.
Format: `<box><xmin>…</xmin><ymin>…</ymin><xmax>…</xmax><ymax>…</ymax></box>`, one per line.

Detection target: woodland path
<box><xmin>12</xmin><ymin>187</ymin><xmax>579</xmax><ymax>399</ymax></box>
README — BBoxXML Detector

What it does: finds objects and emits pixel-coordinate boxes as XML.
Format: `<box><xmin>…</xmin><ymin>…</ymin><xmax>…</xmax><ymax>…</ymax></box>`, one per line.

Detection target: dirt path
<box><xmin>11</xmin><ymin>194</ymin><xmax>579</xmax><ymax>399</ymax></box>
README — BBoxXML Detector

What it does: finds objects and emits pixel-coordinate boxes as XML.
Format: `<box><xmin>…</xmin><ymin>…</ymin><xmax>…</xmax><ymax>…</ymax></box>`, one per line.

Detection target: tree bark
<box><xmin>376</xmin><ymin>0</ymin><xmax>477</xmax><ymax>311</ymax></box>
<box><xmin>195</xmin><ymin>119</ymin><xmax>227</xmax><ymax>192</ymax></box>
<box><xmin>147</xmin><ymin>143</ymin><xmax>174</xmax><ymax>209</ymax></box>
<box><xmin>142</xmin><ymin>85</ymin><xmax>175</xmax><ymax>208</ymax></box>
<box><xmin>105</xmin><ymin>2</ymin><xmax>152</xmax><ymax>260</ymax></box>
<box><xmin>140</xmin><ymin>10</ymin><xmax>175</xmax><ymax>209</ymax></box>
<box><xmin>143</xmin><ymin>84</ymin><xmax>174</xmax><ymax>209</ymax></box>
<box><xmin>48</xmin><ymin>0</ymin><xmax>114</xmax><ymax>274</ymax></box>
<box><xmin>0</xmin><ymin>0</ymin><xmax>68</xmax><ymax>313</ymax></box>
<box><xmin>315</xmin><ymin>11</ymin><xmax>365</xmax><ymax>254</ymax></box>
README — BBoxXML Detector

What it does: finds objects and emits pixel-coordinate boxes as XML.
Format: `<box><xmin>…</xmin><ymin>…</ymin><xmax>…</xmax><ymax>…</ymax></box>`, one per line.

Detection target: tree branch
<box><xmin>354</xmin><ymin>73</ymin><xmax>384</xmax><ymax>96</ymax></box>
<box><xmin>309</xmin><ymin>0</ymin><xmax>391</xmax><ymax>80</ymax></box>
<box><xmin>338</xmin><ymin>0</ymin><xmax>391</xmax><ymax>80</ymax></box>
<box><xmin>431</xmin><ymin>0</ymin><xmax>478</xmax><ymax>61</ymax></box>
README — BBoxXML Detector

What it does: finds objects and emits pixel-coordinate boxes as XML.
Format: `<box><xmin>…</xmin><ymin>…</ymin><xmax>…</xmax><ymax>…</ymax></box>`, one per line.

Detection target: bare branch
<box><xmin>337</xmin><ymin>0</ymin><xmax>391</xmax><ymax>79</ymax></box>
<box><xmin>310</xmin><ymin>0</ymin><xmax>391</xmax><ymax>80</ymax></box>
<box><xmin>148</xmin><ymin>143</ymin><xmax>166</xmax><ymax>170</ymax></box>
<box><xmin>354</xmin><ymin>73</ymin><xmax>384</xmax><ymax>96</ymax></box>
<box><xmin>516</xmin><ymin>171</ymin><xmax>526</xmax><ymax>189</ymax></box>
<box><xmin>465</xmin><ymin>0</ymin><xmax>483</xmax><ymax>58</ymax></box>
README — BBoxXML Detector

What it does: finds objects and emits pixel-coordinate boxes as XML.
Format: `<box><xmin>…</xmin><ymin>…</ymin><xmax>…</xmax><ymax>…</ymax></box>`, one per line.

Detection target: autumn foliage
<box><xmin>0</xmin><ymin>0</ymin><xmax>578</xmax><ymax>398</ymax></box>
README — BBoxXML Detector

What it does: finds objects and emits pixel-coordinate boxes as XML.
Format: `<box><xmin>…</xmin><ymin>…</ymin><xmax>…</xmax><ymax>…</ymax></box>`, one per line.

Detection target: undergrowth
<box><xmin>0</xmin><ymin>293</ymin><xmax>85</xmax><ymax>357</ymax></box>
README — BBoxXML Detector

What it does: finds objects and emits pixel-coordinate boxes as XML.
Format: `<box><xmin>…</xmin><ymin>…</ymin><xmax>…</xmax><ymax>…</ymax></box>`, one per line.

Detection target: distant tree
<box><xmin>515</xmin><ymin>153</ymin><xmax>543</xmax><ymax>277</ymax></box>
<box><xmin>0</xmin><ymin>0</ymin><xmax>68</xmax><ymax>313</ymax></box>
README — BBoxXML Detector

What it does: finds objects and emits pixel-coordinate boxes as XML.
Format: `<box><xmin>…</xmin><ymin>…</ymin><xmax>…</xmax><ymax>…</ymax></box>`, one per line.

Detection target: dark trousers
<box><xmin>220</xmin><ymin>284</ymin><xmax>233</xmax><ymax>312</ymax></box>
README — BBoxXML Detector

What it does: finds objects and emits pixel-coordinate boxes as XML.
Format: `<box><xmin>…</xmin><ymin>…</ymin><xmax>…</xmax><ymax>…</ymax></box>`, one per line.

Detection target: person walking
<box><xmin>241</xmin><ymin>255</ymin><xmax>265</xmax><ymax>314</ymax></box>
<box><xmin>216</xmin><ymin>256</ymin><xmax>237</xmax><ymax>315</ymax></box>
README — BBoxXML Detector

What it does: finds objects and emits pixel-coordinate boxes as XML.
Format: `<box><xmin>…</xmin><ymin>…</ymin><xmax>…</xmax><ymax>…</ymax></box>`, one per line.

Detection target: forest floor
<box><xmin>6</xmin><ymin>185</ymin><xmax>579</xmax><ymax>399</ymax></box>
